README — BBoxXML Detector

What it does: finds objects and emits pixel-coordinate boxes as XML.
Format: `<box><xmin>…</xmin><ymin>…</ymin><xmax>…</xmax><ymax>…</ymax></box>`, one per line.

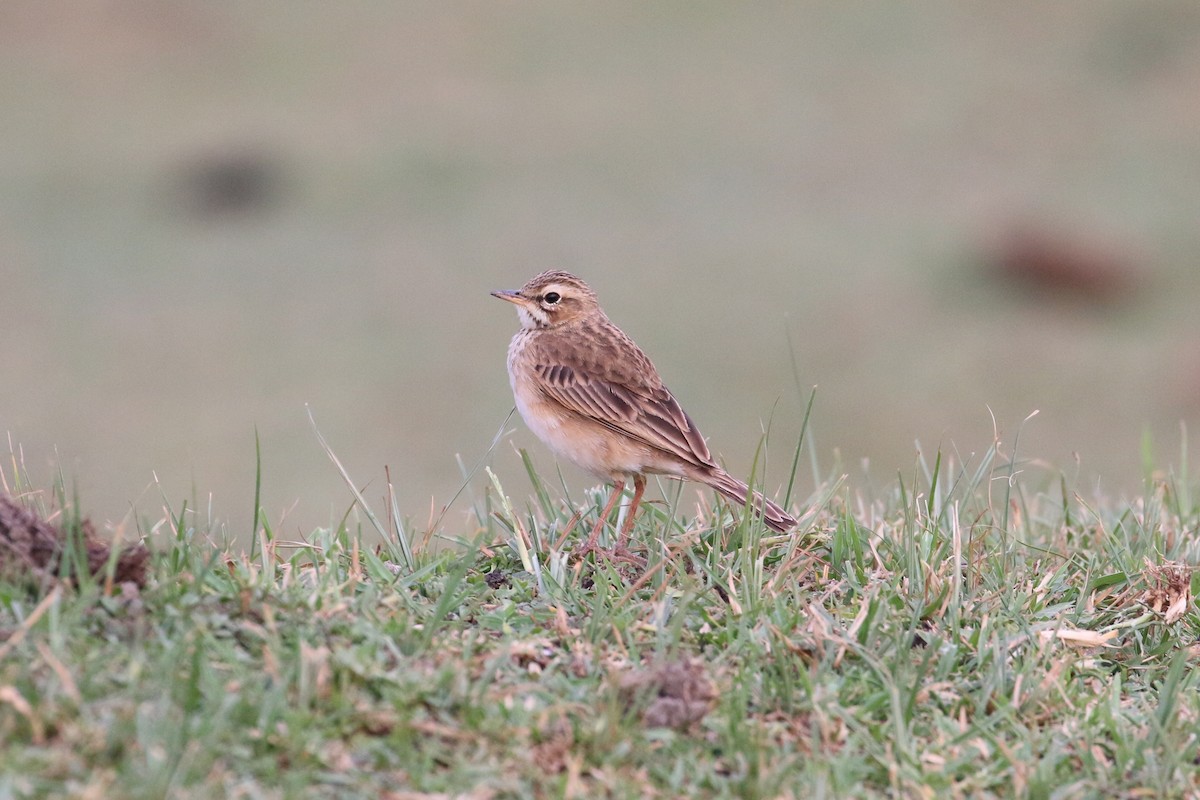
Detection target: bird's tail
<box><xmin>701</xmin><ymin>468</ymin><xmax>797</xmax><ymax>533</ymax></box>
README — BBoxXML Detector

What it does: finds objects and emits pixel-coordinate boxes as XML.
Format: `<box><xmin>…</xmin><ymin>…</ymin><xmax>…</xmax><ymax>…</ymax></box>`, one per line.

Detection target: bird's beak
<box><xmin>491</xmin><ymin>289</ymin><xmax>524</xmax><ymax>305</ymax></box>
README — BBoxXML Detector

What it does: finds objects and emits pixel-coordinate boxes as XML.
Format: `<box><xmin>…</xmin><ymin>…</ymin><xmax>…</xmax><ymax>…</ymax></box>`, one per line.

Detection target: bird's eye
<box><xmin>543</xmin><ymin>291</ymin><xmax>561</xmax><ymax>305</ymax></box>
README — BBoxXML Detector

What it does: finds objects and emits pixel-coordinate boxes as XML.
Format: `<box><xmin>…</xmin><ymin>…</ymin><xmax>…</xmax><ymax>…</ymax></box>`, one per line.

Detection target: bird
<box><xmin>492</xmin><ymin>270</ymin><xmax>796</xmax><ymax>560</ymax></box>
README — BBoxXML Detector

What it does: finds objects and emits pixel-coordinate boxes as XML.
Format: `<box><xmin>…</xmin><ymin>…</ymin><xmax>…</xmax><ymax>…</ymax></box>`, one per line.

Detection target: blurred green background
<box><xmin>3</xmin><ymin>2</ymin><xmax>1200</xmax><ymax>536</ymax></box>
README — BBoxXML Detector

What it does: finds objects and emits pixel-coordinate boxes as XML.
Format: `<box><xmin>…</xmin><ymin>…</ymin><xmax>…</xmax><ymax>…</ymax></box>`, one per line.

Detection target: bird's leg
<box><xmin>614</xmin><ymin>474</ymin><xmax>647</xmax><ymax>559</ymax></box>
<box><xmin>576</xmin><ymin>479</ymin><xmax>625</xmax><ymax>557</ymax></box>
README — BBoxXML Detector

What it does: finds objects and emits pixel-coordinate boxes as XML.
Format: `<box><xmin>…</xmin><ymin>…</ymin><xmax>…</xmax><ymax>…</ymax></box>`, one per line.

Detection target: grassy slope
<box><xmin>2</xmin><ymin>443</ymin><xmax>1199</xmax><ymax>799</ymax></box>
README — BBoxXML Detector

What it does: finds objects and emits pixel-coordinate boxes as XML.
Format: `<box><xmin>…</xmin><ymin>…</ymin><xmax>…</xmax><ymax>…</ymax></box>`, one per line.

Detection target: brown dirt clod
<box><xmin>0</xmin><ymin>495</ymin><xmax>149</xmax><ymax>588</ymax></box>
<box><xmin>617</xmin><ymin>658</ymin><xmax>717</xmax><ymax>730</ymax></box>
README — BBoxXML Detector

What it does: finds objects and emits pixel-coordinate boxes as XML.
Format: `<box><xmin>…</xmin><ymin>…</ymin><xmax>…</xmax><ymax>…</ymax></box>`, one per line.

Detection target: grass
<box><xmin>2</xmin><ymin>431</ymin><xmax>1200</xmax><ymax>799</ymax></box>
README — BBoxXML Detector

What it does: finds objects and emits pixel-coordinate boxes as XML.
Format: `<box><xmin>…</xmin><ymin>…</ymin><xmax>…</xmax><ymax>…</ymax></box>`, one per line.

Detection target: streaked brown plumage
<box><xmin>492</xmin><ymin>270</ymin><xmax>796</xmax><ymax>558</ymax></box>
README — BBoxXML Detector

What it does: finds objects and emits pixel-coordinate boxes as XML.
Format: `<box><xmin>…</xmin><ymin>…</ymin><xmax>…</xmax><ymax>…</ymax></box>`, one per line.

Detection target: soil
<box><xmin>0</xmin><ymin>495</ymin><xmax>148</xmax><ymax>588</ymax></box>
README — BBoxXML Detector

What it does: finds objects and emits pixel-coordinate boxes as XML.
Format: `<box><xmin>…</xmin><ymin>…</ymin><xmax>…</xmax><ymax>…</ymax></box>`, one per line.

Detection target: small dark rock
<box><xmin>173</xmin><ymin>146</ymin><xmax>285</xmax><ymax>218</ymax></box>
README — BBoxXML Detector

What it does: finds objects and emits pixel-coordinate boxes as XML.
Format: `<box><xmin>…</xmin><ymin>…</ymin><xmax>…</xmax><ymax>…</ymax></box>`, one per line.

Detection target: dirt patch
<box><xmin>986</xmin><ymin>222</ymin><xmax>1145</xmax><ymax>305</ymax></box>
<box><xmin>0</xmin><ymin>495</ymin><xmax>148</xmax><ymax>588</ymax></box>
<box><xmin>617</xmin><ymin>658</ymin><xmax>717</xmax><ymax>730</ymax></box>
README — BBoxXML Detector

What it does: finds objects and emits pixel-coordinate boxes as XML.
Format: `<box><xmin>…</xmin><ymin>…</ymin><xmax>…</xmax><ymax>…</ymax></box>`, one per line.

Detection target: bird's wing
<box><xmin>529</xmin><ymin>335</ymin><xmax>714</xmax><ymax>468</ymax></box>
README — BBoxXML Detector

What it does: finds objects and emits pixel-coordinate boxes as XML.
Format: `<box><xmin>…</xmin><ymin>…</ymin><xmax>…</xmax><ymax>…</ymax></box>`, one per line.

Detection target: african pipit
<box><xmin>492</xmin><ymin>270</ymin><xmax>796</xmax><ymax>559</ymax></box>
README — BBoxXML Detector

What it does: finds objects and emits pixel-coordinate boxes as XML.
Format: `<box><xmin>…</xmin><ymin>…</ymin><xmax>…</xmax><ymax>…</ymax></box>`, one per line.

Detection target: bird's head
<box><xmin>491</xmin><ymin>270</ymin><xmax>600</xmax><ymax>329</ymax></box>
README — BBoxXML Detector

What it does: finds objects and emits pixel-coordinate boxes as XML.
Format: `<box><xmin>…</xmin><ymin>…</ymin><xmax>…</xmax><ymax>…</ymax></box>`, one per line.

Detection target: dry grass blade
<box><xmin>307</xmin><ymin>405</ymin><xmax>413</xmax><ymax>570</ymax></box>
